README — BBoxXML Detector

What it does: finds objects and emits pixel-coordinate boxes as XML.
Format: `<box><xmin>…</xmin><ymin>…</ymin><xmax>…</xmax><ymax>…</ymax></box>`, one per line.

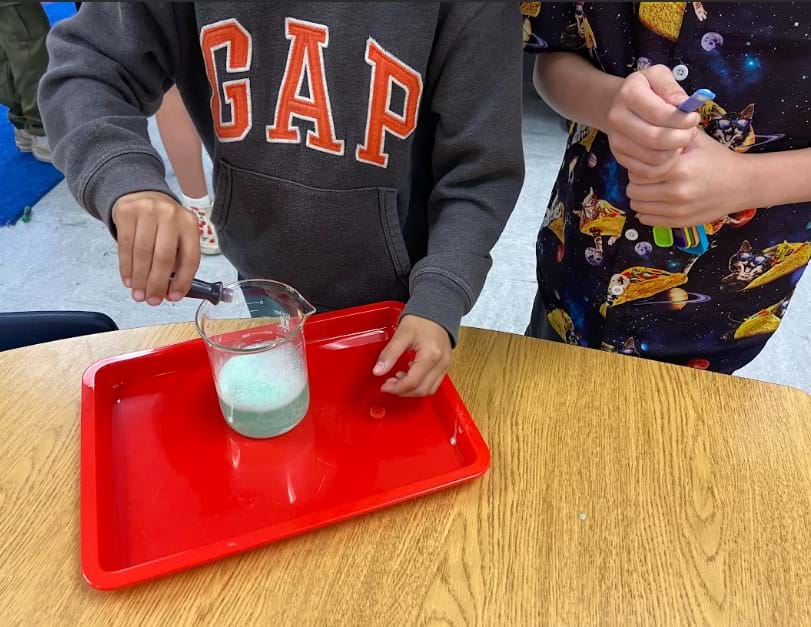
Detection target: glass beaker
<box><xmin>195</xmin><ymin>279</ymin><xmax>316</xmax><ymax>439</ymax></box>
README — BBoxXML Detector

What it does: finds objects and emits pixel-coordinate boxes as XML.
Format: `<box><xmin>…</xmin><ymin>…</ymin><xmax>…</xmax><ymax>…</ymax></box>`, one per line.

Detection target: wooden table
<box><xmin>1</xmin><ymin>324</ymin><xmax>810</xmax><ymax>625</ymax></box>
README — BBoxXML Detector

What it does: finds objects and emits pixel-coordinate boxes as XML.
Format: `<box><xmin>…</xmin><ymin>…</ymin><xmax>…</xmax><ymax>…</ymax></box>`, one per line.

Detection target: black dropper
<box><xmin>188</xmin><ymin>278</ymin><xmax>233</xmax><ymax>305</ymax></box>
<box><xmin>170</xmin><ymin>274</ymin><xmax>233</xmax><ymax>305</ymax></box>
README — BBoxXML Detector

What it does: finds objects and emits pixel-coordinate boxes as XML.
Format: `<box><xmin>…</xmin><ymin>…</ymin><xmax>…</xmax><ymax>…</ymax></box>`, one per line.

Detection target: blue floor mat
<box><xmin>0</xmin><ymin>3</ymin><xmax>76</xmax><ymax>226</ymax></box>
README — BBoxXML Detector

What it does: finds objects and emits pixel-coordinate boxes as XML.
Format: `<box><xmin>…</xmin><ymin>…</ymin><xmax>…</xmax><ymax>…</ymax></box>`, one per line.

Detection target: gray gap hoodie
<box><xmin>40</xmin><ymin>2</ymin><xmax>524</xmax><ymax>341</ymax></box>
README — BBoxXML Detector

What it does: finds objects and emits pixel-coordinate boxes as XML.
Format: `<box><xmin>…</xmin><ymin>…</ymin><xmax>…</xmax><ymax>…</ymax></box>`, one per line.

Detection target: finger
<box><xmin>412</xmin><ymin>359</ymin><xmax>451</xmax><ymax>398</ymax></box>
<box><xmin>382</xmin><ymin>371</ymin><xmax>406</xmax><ymax>388</ymax></box>
<box><xmin>610</xmin><ymin>133</ymin><xmax>680</xmax><ymax>167</ymax></box>
<box><xmin>625</xmin><ymin>81</ymin><xmax>699</xmax><ymax>130</ymax></box>
<box><xmin>428</xmin><ymin>352</ymin><xmax>453</xmax><ymax>396</ymax></box>
<box><xmin>145</xmin><ymin>222</ymin><xmax>178</xmax><ymax>305</ymax></box>
<box><xmin>641</xmin><ymin>65</ymin><xmax>685</xmax><ymax>101</ymax></box>
<box><xmin>374</xmin><ymin>326</ymin><xmax>414</xmax><ymax>376</ymax></box>
<box><xmin>627</xmin><ymin>169</ymin><xmax>669</xmax><ymax>185</ymax></box>
<box><xmin>628</xmin><ymin>89</ymin><xmax>697</xmax><ymax>130</ymax></box>
<box><xmin>626</xmin><ymin>182</ymin><xmax>672</xmax><ymax>202</ymax></box>
<box><xmin>397</xmin><ymin>366</ymin><xmax>443</xmax><ymax>398</ymax></box>
<box><xmin>424</xmin><ymin>361</ymin><xmax>450</xmax><ymax>397</ymax></box>
<box><xmin>630</xmin><ymin>200</ymin><xmax>673</xmax><ymax>217</ymax></box>
<box><xmin>168</xmin><ymin>214</ymin><xmax>201</xmax><ymax>301</ymax></box>
<box><xmin>610</xmin><ymin>105</ymin><xmax>696</xmax><ymax>150</ymax></box>
<box><xmin>613</xmin><ymin>150</ymin><xmax>677</xmax><ymax>181</ymax></box>
<box><xmin>639</xmin><ymin>65</ymin><xmax>699</xmax><ymax>126</ymax></box>
<box><xmin>623</xmin><ymin>112</ymin><xmax>698</xmax><ymax>150</ymax></box>
<box><xmin>113</xmin><ymin>207</ymin><xmax>136</xmax><ymax>289</ymax></box>
<box><xmin>381</xmin><ymin>350</ymin><xmax>435</xmax><ymax>396</ymax></box>
<box><xmin>130</xmin><ymin>217</ymin><xmax>158</xmax><ymax>302</ymax></box>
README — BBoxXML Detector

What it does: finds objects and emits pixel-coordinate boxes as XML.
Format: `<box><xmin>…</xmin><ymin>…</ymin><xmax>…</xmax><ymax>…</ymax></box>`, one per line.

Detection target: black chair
<box><xmin>0</xmin><ymin>311</ymin><xmax>118</xmax><ymax>352</ymax></box>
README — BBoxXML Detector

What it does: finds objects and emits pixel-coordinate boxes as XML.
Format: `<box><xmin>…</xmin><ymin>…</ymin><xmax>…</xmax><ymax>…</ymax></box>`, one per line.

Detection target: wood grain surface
<box><xmin>1</xmin><ymin>324</ymin><xmax>810</xmax><ymax>626</ymax></box>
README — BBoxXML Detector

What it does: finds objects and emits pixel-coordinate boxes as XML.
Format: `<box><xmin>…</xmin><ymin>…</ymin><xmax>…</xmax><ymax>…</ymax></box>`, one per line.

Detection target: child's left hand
<box><xmin>626</xmin><ymin>130</ymin><xmax>751</xmax><ymax>228</ymax></box>
<box><xmin>373</xmin><ymin>315</ymin><xmax>452</xmax><ymax>397</ymax></box>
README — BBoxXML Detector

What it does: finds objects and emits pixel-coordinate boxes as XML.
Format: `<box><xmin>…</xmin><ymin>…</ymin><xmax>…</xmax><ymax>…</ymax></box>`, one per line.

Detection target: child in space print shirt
<box><xmin>40</xmin><ymin>3</ymin><xmax>524</xmax><ymax>397</ymax></box>
<box><xmin>523</xmin><ymin>2</ymin><xmax>811</xmax><ymax>373</ymax></box>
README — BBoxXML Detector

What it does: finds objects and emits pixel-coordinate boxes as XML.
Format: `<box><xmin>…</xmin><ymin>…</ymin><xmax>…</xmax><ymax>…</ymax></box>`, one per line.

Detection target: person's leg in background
<box><xmin>0</xmin><ymin>38</ymin><xmax>26</xmax><ymax>150</ymax></box>
<box><xmin>0</xmin><ymin>2</ymin><xmax>51</xmax><ymax>162</ymax></box>
<box><xmin>155</xmin><ymin>85</ymin><xmax>221</xmax><ymax>255</ymax></box>
<box><xmin>155</xmin><ymin>87</ymin><xmax>208</xmax><ymax>201</ymax></box>
<box><xmin>525</xmin><ymin>290</ymin><xmax>562</xmax><ymax>342</ymax></box>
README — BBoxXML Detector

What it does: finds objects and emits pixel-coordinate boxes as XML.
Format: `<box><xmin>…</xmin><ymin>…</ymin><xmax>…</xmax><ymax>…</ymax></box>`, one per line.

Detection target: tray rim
<box><xmin>80</xmin><ymin>301</ymin><xmax>491</xmax><ymax>590</ymax></box>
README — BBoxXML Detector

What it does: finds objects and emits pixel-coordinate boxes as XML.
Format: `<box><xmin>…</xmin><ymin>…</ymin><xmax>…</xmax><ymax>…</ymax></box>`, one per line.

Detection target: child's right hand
<box><xmin>112</xmin><ymin>192</ymin><xmax>201</xmax><ymax>305</ymax></box>
<box><xmin>604</xmin><ymin>65</ymin><xmax>701</xmax><ymax>180</ymax></box>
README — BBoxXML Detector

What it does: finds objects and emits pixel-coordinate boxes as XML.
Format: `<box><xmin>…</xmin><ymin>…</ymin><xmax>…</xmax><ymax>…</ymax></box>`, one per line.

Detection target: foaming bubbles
<box><xmin>215</xmin><ymin>344</ymin><xmax>310</xmax><ymax>438</ymax></box>
<box><xmin>217</xmin><ymin>344</ymin><xmax>306</xmax><ymax>411</ymax></box>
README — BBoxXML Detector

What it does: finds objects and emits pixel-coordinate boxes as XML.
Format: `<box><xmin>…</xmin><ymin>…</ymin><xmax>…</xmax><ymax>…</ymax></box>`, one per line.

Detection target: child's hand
<box><xmin>627</xmin><ymin>130</ymin><xmax>749</xmax><ymax>227</ymax></box>
<box><xmin>605</xmin><ymin>65</ymin><xmax>700</xmax><ymax>180</ymax></box>
<box><xmin>373</xmin><ymin>315</ymin><xmax>452</xmax><ymax>397</ymax></box>
<box><xmin>112</xmin><ymin>191</ymin><xmax>201</xmax><ymax>305</ymax></box>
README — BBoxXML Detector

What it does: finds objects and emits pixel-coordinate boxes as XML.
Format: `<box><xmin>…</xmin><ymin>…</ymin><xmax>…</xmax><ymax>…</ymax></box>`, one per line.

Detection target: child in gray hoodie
<box><xmin>40</xmin><ymin>2</ymin><xmax>524</xmax><ymax>396</ymax></box>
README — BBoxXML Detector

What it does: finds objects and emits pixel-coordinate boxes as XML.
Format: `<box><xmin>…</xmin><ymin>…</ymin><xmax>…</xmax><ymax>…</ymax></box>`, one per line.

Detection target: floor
<box><xmin>2</xmin><ymin>84</ymin><xmax>809</xmax><ymax>393</ymax></box>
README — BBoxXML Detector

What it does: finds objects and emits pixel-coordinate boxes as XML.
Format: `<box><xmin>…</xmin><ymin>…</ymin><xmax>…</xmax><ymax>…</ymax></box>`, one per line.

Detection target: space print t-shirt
<box><xmin>524</xmin><ymin>2</ymin><xmax>811</xmax><ymax>373</ymax></box>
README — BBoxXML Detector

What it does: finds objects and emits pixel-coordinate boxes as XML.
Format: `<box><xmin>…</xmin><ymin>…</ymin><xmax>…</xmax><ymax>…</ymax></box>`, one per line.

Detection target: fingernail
<box><xmin>373</xmin><ymin>361</ymin><xmax>386</xmax><ymax>376</ymax></box>
<box><xmin>169</xmin><ymin>291</ymin><xmax>184</xmax><ymax>302</ymax></box>
<box><xmin>124</xmin><ymin>277</ymin><xmax>132</xmax><ymax>288</ymax></box>
<box><xmin>133</xmin><ymin>289</ymin><xmax>145</xmax><ymax>302</ymax></box>
<box><xmin>147</xmin><ymin>297</ymin><xmax>162</xmax><ymax>306</ymax></box>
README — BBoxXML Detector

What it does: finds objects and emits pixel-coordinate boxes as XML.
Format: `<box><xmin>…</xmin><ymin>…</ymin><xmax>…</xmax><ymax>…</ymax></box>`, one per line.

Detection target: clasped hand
<box><xmin>605</xmin><ymin>65</ymin><xmax>750</xmax><ymax>228</ymax></box>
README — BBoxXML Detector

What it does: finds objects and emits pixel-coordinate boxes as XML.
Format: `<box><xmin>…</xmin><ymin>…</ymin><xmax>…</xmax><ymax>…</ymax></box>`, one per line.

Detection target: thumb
<box><xmin>642</xmin><ymin>64</ymin><xmax>688</xmax><ymax>107</ymax></box>
<box><xmin>374</xmin><ymin>324</ymin><xmax>414</xmax><ymax>376</ymax></box>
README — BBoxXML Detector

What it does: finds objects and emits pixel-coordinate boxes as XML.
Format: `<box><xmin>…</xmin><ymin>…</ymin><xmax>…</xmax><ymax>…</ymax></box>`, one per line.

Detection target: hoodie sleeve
<box><xmin>402</xmin><ymin>3</ymin><xmax>525</xmax><ymax>344</ymax></box>
<box><xmin>39</xmin><ymin>2</ymin><xmax>195</xmax><ymax>232</ymax></box>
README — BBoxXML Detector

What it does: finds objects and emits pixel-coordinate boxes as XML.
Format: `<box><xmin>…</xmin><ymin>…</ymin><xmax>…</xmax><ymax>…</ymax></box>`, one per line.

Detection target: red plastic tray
<box><xmin>81</xmin><ymin>302</ymin><xmax>490</xmax><ymax>589</ymax></box>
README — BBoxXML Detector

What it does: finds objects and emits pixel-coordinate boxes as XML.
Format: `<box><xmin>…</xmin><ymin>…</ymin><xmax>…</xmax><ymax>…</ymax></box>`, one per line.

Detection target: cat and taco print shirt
<box><xmin>524</xmin><ymin>2</ymin><xmax>811</xmax><ymax>373</ymax></box>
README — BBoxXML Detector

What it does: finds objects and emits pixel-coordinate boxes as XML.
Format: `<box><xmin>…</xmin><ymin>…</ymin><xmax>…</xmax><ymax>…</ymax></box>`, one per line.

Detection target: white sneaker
<box><xmin>31</xmin><ymin>135</ymin><xmax>52</xmax><ymax>163</ymax></box>
<box><xmin>13</xmin><ymin>128</ymin><xmax>32</xmax><ymax>152</ymax></box>
<box><xmin>189</xmin><ymin>203</ymin><xmax>221</xmax><ymax>255</ymax></box>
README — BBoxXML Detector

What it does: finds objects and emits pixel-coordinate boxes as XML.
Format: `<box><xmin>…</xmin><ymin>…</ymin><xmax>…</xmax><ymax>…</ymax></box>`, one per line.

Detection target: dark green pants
<box><xmin>0</xmin><ymin>2</ymin><xmax>49</xmax><ymax>135</ymax></box>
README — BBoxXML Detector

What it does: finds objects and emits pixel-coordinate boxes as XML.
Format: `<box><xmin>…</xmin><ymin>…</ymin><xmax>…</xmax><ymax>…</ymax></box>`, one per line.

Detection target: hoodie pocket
<box><xmin>211</xmin><ymin>160</ymin><xmax>411</xmax><ymax>310</ymax></box>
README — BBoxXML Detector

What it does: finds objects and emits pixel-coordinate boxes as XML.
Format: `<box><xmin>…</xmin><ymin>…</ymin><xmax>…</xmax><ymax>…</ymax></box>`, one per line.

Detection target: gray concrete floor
<box><xmin>1</xmin><ymin>84</ymin><xmax>809</xmax><ymax>393</ymax></box>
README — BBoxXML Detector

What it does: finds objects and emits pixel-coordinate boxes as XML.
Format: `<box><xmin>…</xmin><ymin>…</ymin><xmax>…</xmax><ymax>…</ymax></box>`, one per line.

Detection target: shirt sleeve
<box><xmin>523</xmin><ymin>2</ymin><xmax>589</xmax><ymax>57</ymax></box>
<box><xmin>39</xmin><ymin>2</ymin><xmax>199</xmax><ymax>233</ymax></box>
<box><xmin>402</xmin><ymin>3</ymin><xmax>525</xmax><ymax>344</ymax></box>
